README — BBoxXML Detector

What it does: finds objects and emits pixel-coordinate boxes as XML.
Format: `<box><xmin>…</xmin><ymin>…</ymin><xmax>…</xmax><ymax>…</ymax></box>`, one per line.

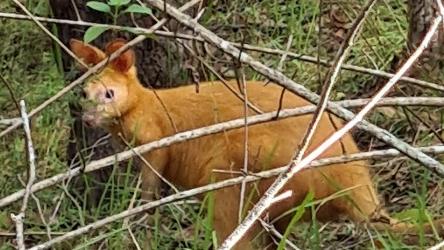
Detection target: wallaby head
<box><xmin>70</xmin><ymin>38</ymin><xmax>140</xmax><ymax>128</ymax></box>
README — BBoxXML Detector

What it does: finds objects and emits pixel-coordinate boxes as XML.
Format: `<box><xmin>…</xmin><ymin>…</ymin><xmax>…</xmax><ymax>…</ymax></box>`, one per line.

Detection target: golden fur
<box><xmin>71</xmin><ymin>38</ymin><xmax>444</xmax><ymax>249</ymax></box>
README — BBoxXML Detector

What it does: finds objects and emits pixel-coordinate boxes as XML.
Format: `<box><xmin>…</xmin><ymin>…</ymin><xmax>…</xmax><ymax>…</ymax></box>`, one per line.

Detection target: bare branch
<box><xmin>127</xmin><ymin>227</ymin><xmax>142</xmax><ymax>250</ymax></box>
<box><xmin>1</xmin><ymin>12</ymin><xmax>443</xmax><ymax>92</ymax></box>
<box><xmin>24</xmin><ymin>141</ymin><xmax>444</xmax><ymax>249</ymax></box>
<box><xmin>2</xmin><ymin>10</ymin><xmax>444</xmax><ymax>94</ymax></box>
<box><xmin>238</xmin><ymin>66</ymin><xmax>249</xmax><ymax>223</ymax></box>
<box><xmin>295</xmin><ymin>0</ymin><xmax>377</xmax><ymax>163</ymax></box>
<box><xmin>180</xmin><ymin>42</ymin><xmax>263</xmax><ymax>114</ymax></box>
<box><xmin>119</xmin><ymin>134</ymin><xmax>179</xmax><ymax>193</ymax></box>
<box><xmin>237</xmin><ymin>44</ymin><xmax>444</xmax><ymax>93</ymax></box>
<box><xmin>11</xmin><ymin>0</ymin><xmax>89</xmax><ymax>68</ymax></box>
<box><xmin>10</xmin><ymin>214</ymin><xmax>24</xmax><ymax>250</ymax></box>
<box><xmin>11</xmin><ymin>100</ymin><xmax>37</xmax><ymax>250</ymax></box>
<box><xmin>122</xmin><ymin>174</ymin><xmax>142</xmax><ymax>228</ymax></box>
<box><xmin>258</xmin><ymin>218</ymin><xmax>301</xmax><ymax>250</ymax></box>
<box><xmin>428</xmin><ymin>240</ymin><xmax>444</xmax><ymax>250</ymax></box>
<box><xmin>277</xmin><ymin>35</ymin><xmax>293</xmax><ymax>71</ymax></box>
<box><xmin>0</xmin><ymin>117</ymin><xmax>21</xmax><ymax>127</ymax></box>
<box><xmin>436</xmin><ymin>0</ymin><xmax>444</xmax><ymax>19</ymax></box>
<box><xmin>70</xmin><ymin>0</ymin><xmax>82</xmax><ymax>21</ymax></box>
<box><xmin>19</xmin><ymin>100</ymin><xmax>37</xmax><ymax>214</ymax></box>
<box><xmin>219</xmin><ymin>14</ymin><xmax>443</xmax><ymax>249</ymax></box>
<box><xmin>145</xmin><ymin>0</ymin><xmax>444</xmax><ymax>183</ymax></box>
<box><xmin>0</xmin><ymin>231</ymin><xmax>65</xmax><ymax>237</ymax></box>
<box><xmin>1</xmin><ymin>96</ymin><xmax>444</xmax><ymax>208</ymax></box>
<box><xmin>17</xmin><ymin>176</ymin><xmax>52</xmax><ymax>240</ymax></box>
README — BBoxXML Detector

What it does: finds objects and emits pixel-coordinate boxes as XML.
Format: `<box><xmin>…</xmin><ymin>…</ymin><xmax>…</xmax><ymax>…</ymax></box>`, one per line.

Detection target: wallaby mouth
<box><xmin>82</xmin><ymin>111</ymin><xmax>100</xmax><ymax>127</ymax></box>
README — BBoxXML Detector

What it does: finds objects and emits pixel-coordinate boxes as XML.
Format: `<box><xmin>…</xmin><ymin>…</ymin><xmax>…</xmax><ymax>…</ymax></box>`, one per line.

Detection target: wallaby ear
<box><xmin>104</xmin><ymin>38</ymin><xmax>135</xmax><ymax>73</ymax></box>
<box><xmin>69</xmin><ymin>39</ymin><xmax>106</xmax><ymax>69</ymax></box>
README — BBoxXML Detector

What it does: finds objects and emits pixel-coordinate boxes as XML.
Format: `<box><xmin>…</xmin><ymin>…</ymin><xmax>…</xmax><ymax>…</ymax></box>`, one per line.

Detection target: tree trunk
<box><xmin>406</xmin><ymin>0</ymin><xmax>444</xmax><ymax>80</ymax></box>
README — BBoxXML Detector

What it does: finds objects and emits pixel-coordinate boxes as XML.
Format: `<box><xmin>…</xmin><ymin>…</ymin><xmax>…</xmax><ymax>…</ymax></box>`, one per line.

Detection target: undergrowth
<box><xmin>1</xmin><ymin>0</ymin><xmax>443</xmax><ymax>249</ymax></box>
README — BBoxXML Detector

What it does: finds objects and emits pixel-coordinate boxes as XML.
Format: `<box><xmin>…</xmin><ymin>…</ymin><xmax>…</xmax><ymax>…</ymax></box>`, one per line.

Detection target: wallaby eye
<box><xmin>105</xmin><ymin>89</ymin><xmax>114</xmax><ymax>99</ymax></box>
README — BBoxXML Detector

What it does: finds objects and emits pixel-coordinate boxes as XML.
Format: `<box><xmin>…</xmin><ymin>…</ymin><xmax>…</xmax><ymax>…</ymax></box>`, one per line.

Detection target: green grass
<box><xmin>1</xmin><ymin>0</ymin><xmax>444</xmax><ymax>249</ymax></box>
<box><xmin>0</xmin><ymin>0</ymin><xmax>70</xmax><ymax>194</ymax></box>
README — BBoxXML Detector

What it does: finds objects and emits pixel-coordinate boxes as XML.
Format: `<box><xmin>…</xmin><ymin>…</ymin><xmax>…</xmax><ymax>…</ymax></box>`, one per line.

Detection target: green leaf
<box><xmin>86</xmin><ymin>1</ymin><xmax>111</xmax><ymax>13</ymax></box>
<box><xmin>107</xmin><ymin>0</ymin><xmax>130</xmax><ymax>6</ymax></box>
<box><xmin>123</xmin><ymin>4</ymin><xmax>152</xmax><ymax>15</ymax></box>
<box><xmin>84</xmin><ymin>26</ymin><xmax>109</xmax><ymax>43</ymax></box>
<box><xmin>277</xmin><ymin>191</ymin><xmax>314</xmax><ymax>250</ymax></box>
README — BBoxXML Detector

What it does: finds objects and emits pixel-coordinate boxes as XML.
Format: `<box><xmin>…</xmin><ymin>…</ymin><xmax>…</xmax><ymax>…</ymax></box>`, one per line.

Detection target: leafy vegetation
<box><xmin>84</xmin><ymin>0</ymin><xmax>152</xmax><ymax>42</ymax></box>
<box><xmin>0</xmin><ymin>0</ymin><xmax>443</xmax><ymax>249</ymax></box>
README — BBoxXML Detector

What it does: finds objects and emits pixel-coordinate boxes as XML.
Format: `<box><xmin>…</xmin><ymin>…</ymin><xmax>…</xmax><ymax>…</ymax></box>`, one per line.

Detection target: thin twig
<box><xmin>11</xmin><ymin>0</ymin><xmax>89</xmax><ymax>68</ymax></box>
<box><xmin>316</xmin><ymin>0</ymin><xmax>324</xmax><ymax>90</ymax></box>
<box><xmin>11</xmin><ymin>100</ymin><xmax>37</xmax><ymax>250</ymax></box>
<box><xmin>0</xmin><ymin>231</ymin><xmax>65</xmax><ymax>237</ymax></box>
<box><xmin>404</xmin><ymin>107</ymin><xmax>444</xmax><ymax>144</ymax></box>
<box><xmin>277</xmin><ymin>35</ymin><xmax>293</xmax><ymax>71</ymax></box>
<box><xmin>127</xmin><ymin>227</ymin><xmax>142</xmax><ymax>250</ymax></box>
<box><xmin>0</xmin><ymin>117</ymin><xmax>21</xmax><ymax>127</ymax></box>
<box><xmin>122</xmin><ymin>174</ymin><xmax>142</xmax><ymax>228</ymax></box>
<box><xmin>25</xmin><ymin>141</ymin><xmax>444</xmax><ymax>250</ymax></box>
<box><xmin>1</xmin><ymin>12</ymin><xmax>443</xmax><ymax>92</ymax></box>
<box><xmin>181</xmin><ymin>42</ymin><xmax>263</xmax><ymax>114</ymax></box>
<box><xmin>151</xmin><ymin>11</ymin><xmax>264</xmax><ymax>114</ymax></box>
<box><xmin>0</xmin><ymin>74</ymin><xmax>20</xmax><ymax>110</ymax></box>
<box><xmin>295</xmin><ymin>0</ymin><xmax>377</xmax><ymax>163</ymax></box>
<box><xmin>428</xmin><ymin>240</ymin><xmax>444</xmax><ymax>250</ymax></box>
<box><xmin>146</xmin><ymin>0</ymin><xmax>444</xmax><ymax>182</ymax></box>
<box><xmin>119</xmin><ymin>172</ymin><xmax>144</xmax><ymax>250</ymax></box>
<box><xmin>70</xmin><ymin>0</ymin><xmax>82</xmax><ymax>21</ymax></box>
<box><xmin>9</xmin><ymin>215</ymin><xmax>24</xmax><ymax>250</ymax></box>
<box><xmin>258</xmin><ymin>218</ymin><xmax>301</xmax><ymax>250</ymax></box>
<box><xmin>119</xmin><ymin>134</ymin><xmax>179</xmax><ymax>193</ymax></box>
<box><xmin>237</xmin><ymin>66</ymin><xmax>249</xmax><ymax>223</ymax></box>
<box><xmin>2</xmin><ymin>96</ymin><xmax>444</xmax><ymax>207</ymax></box>
<box><xmin>18</xmin><ymin>177</ymin><xmax>52</xmax><ymax>241</ymax></box>
<box><xmin>60</xmin><ymin>181</ymin><xmax>85</xmax><ymax>226</ymax></box>
<box><xmin>19</xmin><ymin>100</ymin><xmax>37</xmax><ymax>214</ymax></box>
<box><xmin>149</xmin><ymin>88</ymin><xmax>179</xmax><ymax>133</ymax></box>
<box><xmin>219</xmin><ymin>14</ymin><xmax>443</xmax><ymax>250</ymax></box>
<box><xmin>264</xmin><ymin>35</ymin><xmax>293</xmax><ymax>85</ymax></box>
<box><xmin>272</xmin><ymin>35</ymin><xmax>293</xmax><ymax>118</ymax></box>
<box><xmin>235</xmin><ymin>45</ymin><xmax>444</xmax><ymax>93</ymax></box>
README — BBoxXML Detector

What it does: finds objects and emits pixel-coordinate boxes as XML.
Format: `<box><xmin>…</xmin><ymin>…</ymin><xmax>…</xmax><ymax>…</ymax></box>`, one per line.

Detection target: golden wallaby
<box><xmin>70</xmin><ymin>38</ymin><xmax>443</xmax><ymax>249</ymax></box>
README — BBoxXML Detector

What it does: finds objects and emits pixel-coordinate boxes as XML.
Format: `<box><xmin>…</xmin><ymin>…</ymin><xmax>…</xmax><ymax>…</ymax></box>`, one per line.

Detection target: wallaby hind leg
<box><xmin>139</xmin><ymin>151</ymin><xmax>166</xmax><ymax>250</ymax></box>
